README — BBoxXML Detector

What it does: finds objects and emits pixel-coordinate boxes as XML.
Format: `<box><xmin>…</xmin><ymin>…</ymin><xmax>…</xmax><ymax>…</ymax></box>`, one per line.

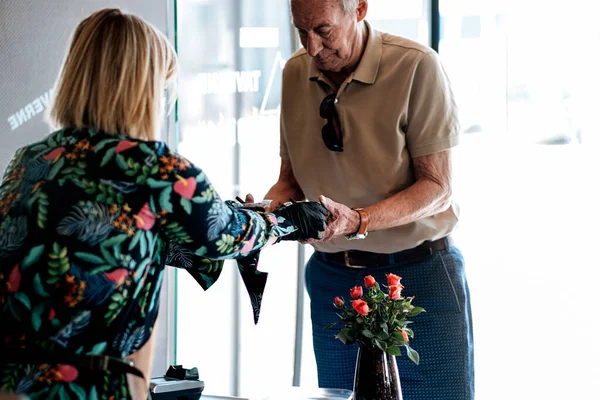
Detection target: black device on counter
<box><xmin>149</xmin><ymin>365</ymin><xmax>204</xmax><ymax>400</ymax></box>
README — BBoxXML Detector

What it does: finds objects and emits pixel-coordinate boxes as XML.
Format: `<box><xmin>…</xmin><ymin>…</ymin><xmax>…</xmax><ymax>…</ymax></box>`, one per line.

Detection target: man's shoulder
<box><xmin>284</xmin><ymin>47</ymin><xmax>310</xmax><ymax>71</ymax></box>
<box><xmin>378</xmin><ymin>30</ymin><xmax>435</xmax><ymax>57</ymax></box>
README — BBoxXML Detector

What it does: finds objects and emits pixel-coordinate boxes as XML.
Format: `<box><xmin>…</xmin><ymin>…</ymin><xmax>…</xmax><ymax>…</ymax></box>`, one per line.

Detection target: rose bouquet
<box><xmin>324</xmin><ymin>273</ymin><xmax>424</xmax><ymax>364</ymax></box>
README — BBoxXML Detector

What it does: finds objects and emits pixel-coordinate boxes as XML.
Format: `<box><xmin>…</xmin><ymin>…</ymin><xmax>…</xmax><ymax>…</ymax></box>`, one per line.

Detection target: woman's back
<box><xmin>0</xmin><ymin>127</ymin><xmax>294</xmax><ymax>398</ymax></box>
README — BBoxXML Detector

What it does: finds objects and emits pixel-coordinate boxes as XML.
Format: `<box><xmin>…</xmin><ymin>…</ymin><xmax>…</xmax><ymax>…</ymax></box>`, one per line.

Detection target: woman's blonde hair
<box><xmin>49</xmin><ymin>8</ymin><xmax>178</xmax><ymax>140</ymax></box>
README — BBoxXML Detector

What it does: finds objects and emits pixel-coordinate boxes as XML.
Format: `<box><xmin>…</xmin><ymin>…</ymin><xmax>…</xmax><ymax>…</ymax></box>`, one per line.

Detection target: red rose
<box><xmin>350</xmin><ymin>286</ymin><xmax>363</xmax><ymax>299</ymax></box>
<box><xmin>334</xmin><ymin>297</ymin><xmax>344</xmax><ymax>307</ymax></box>
<box><xmin>364</xmin><ymin>275</ymin><xmax>376</xmax><ymax>288</ymax></box>
<box><xmin>48</xmin><ymin>308</ymin><xmax>56</xmax><ymax>321</ymax></box>
<box><xmin>389</xmin><ymin>284</ymin><xmax>403</xmax><ymax>300</ymax></box>
<box><xmin>386</xmin><ymin>273</ymin><xmax>402</xmax><ymax>287</ymax></box>
<box><xmin>7</xmin><ymin>264</ymin><xmax>21</xmax><ymax>293</ymax></box>
<box><xmin>352</xmin><ymin>299</ymin><xmax>369</xmax><ymax>316</ymax></box>
<box><xmin>57</xmin><ymin>365</ymin><xmax>78</xmax><ymax>382</ymax></box>
<box><xmin>399</xmin><ymin>330</ymin><xmax>409</xmax><ymax>342</ymax></box>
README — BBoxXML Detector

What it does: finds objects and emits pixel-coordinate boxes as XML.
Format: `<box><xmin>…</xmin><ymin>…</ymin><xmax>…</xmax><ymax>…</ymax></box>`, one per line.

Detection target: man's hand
<box><xmin>318</xmin><ymin>195</ymin><xmax>361</xmax><ymax>242</ymax></box>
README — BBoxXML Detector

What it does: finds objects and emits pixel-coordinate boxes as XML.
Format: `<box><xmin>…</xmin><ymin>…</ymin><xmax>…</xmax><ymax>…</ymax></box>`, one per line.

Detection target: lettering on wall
<box><xmin>196</xmin><ymin>70</ymin><xmax>262</xmax><ymax>95</ymax></box>
<box><xmin>7</xmin><ymin>89</ymin><xmax>54</xmax><ymax>131</ymax></box>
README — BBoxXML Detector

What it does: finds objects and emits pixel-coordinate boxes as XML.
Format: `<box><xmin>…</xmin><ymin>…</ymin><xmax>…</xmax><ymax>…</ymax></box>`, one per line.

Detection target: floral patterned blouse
<box><xmin>0</xmin><ymin>127</ymin><xmax>295</xmax><ymax>399</ymax></box>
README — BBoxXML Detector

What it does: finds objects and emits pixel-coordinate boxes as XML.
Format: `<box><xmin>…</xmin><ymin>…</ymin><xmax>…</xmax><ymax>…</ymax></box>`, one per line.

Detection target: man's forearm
<box><xmin>364</xmin><ymin>150</ymin><xmax>453</xmax><ymax>232</ymax></box>
<box><xmin>364</xmin><ymin>179</ymin><xmax>451</xmax><ymax>231</ymax></box>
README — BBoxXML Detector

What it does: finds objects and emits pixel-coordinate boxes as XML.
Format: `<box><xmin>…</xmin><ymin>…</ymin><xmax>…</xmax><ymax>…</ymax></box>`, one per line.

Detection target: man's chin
<box><xmin>316</xmin><ymin>60</ymin><xmax>341</xmax><ymax>73</ymax></box>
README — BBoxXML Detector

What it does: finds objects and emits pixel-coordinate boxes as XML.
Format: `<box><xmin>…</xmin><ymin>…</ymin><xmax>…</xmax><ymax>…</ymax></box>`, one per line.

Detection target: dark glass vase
<box><xmin>353</xmin><ymin>345</ymin><xmax>403</xmax><ymax>400</ymax></box>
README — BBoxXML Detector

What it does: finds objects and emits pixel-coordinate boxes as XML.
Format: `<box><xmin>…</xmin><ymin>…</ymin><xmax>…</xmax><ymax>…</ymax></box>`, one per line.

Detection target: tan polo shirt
<box><xmin>280</xmin><ymin>21</ymin><xmax>460</xmax><ymax>254</ymax></box>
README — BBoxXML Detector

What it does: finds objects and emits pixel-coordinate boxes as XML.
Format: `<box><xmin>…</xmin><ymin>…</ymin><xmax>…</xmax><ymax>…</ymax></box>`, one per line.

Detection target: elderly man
<box><xmin>262</xmin><ymin>0</ymin><xmax>474</xmax><ymax>398</ymax></box>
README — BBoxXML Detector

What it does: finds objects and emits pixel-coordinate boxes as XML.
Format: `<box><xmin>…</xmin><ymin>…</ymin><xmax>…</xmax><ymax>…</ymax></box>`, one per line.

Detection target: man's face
<box><xmin>291</xmin><ymin>0</ymin><xmax>358</xmax><ymax>72</ymax></box>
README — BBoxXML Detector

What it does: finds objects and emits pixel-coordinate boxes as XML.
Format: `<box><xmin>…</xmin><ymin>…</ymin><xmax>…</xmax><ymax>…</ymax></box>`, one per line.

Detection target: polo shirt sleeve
<box><xmin>406</xmin><ymin>51</ymin><xmax>460</xmax><ymax>158</ymax></box>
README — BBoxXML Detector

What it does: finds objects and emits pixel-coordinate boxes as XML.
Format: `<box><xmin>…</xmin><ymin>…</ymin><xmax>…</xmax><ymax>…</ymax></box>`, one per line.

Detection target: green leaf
<box><xmin>408</xmin><ymin>307</ymin><xmax>425</xmax><ymax>317</ymax></box>
<box><xmin>58</xmin><ymin>385</ymin><xmax>70</xmax><ymax>400</ymax></box>
<box><xmin>386</xmin><ymin>345</ymin><xmax>402</xmax><ymax>356</ymax></box>
<box><xmin>129</xmin><ymin>230</ymin><xmax>142</xmax><ymax>251</ymax></box>
<box><xmin>14</xmin><ymin>292</ymin><xmax>31</xmax><ymax>310</ymax></box>
<box><xmin>405</xmin><ymin>345</ymin><xmax>420</xmax><ymax>365</ymax></box>
<box><xmin>86</xmin><ymin>341</ymin><xmax>108</xmax><ymax>355</ymax></box>
<box><xmin>47</xmin><ymin>157</ymin><xmax>65</xmax><ymax>180</ymax></box>
<box><xmin>180</xmin><ymin>197</ymin><xmax>192</xmax><ymax>215</ymax></box>
<box><xmin>33</xmin><ymin>273</ymin><xmax>50</xmax><ymax>298</ymax></box>
<box><xmin>21</xmin><ymin>245</ymin><xmax>45</xmax><ymax>269</ymax></box>
<box><xmin>139</xmin><ymin>233</ymin><xmax>147</xmax><ymax>258</ymax></box>
<box><xmin>147</xmin><ymin>178</ymin><xmax>171</xmax><ymax>189</ymax></box>
<box><xmin>46</xmin><ymin>384</ymin><xmax>60</xmax><ymax>400</ymax></box>
<box><xmin>100</xmin><ymin>246</ymin><xmax>117</xmax><ymax>266</ymax></box>
<box><xmin>102</xmin><ymin>234</ymin><xmax>128</xmax><ymax>249</ymax></box>
<box><xmin>191</xmin><ymin>196</ymin><xmax>208</xmax><ymax>204</ymax></box>
<box><xmin>335</xmin><ymin>328</ymin><xmax>354</xmax><ymax>345</ymax></box>
<box><xmin>101</xmin><ymin>147</ymin><xmax>116</xmax><ymax>167</ymax></box>
<box><xmin>374</xmin><ymin>338</ymin><xmax>387</xmax><ymax>352</ymax></box>
<box><xmin>136</xmin><ymin>175</ymin><xmax>147</xmax><ymax>185</ymax></box>
<box><xmin>89</xmin><ymin>386</ymin><xmax>99</xmax><ymax>400</ymax></box>
<box><xmin>159</xmin><ymin>186</ymin><xmax>173</xmax><ymax>213</ymax></box>
<box><xmin>361</xmin><ymin>329</ymin><xmax>375</xmax><ymax>339</ymax></box>
<box><xmin>116</xmin><ymin>154</ymin><xmax>128</xmax><ymax>171</ymax></box>
<box><xmin>31</xmin><ymin>303</ymin><xmax>45</xmax><ymax>331</ymax></box>
<box><xmin>95</xmin><ymin>139</ymin><xmax>118</xmax><ymax>152</ymax></box>
<box><xmin>75</xmin><ymin>252</ymin><xmax>105</xmax><ymax>265</ymax></box>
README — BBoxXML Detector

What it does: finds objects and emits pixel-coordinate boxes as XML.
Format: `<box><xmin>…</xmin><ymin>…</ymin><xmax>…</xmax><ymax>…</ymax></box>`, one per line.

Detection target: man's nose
<box><xmin>306</xmin><ymin>32</ymin><xmax>323</xmax><ymax>58</ymax></box>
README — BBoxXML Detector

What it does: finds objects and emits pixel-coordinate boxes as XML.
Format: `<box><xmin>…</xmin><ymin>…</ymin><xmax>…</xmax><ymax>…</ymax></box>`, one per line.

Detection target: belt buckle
<box><xmin>344</xmin><ymin>252</ymin><xmax>366</xmax><ymax>269</ymax></box>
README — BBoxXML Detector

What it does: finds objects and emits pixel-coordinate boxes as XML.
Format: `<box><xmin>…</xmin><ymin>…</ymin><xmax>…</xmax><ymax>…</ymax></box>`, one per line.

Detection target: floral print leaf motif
<box><xmin>207</xmin><ymin>202</ymin><xmax>232</xmax><ymax>241</ymax></box>
<box><xmin>69</xmin><ymin>263</ymin><xmax>115</xmax><ymax>305</ymax></box>
<box><xmin>0</xmin><ymin>215</ymin><xmax>28</xmax><ymax>259</ymax></box>
<box><xmin>50</xmin><ymin>310</ymin><xmax>92</xmax><ymax>347</ymax></box>
<box><xmin>57</xmin><ymin>202</ymin><xmax>117</xmax><ymax>246</ymax></box>
<box><xmin>47</xmin><ymin>242</ymin><xmax>70</xmax><ymax>285</ymax></box>
<box><xmin>68</xmin><ymin>383</ymin><xmax>87</xmax><ymax>399</ymax></box>
<box><xmin>86</xmin><ymin>342</ymin><xmax>107</xmax><ymax>356</ymax></box>
<box><xmin>147</xmin><ymin>178</ymin><xmax>172</xmax><ymax>189</ymax></box>
<box><xmin>21</xmin><ymin>244</ymin><xmax>45</xmax><ymax>270</ymax></box>
<box><xmin>33</xmin><ymin>273</ymin><xmax>51</xmax><ymax>298</ymax></box>
<box><xmin>166</xmin><ymin>242</ymin><xmax>194</xmax><ymax>269</ymax></box>
<box><xmin>105</xmin><ymin>289</ymin><xmax>128</xmax><ymax>323</ymax></box>
<box><xmin>100</xmin><ymin>147</ymin><xmax>117</xmax><ymax>167</ymax></box>
<box><xmin>74</xmin><ymin>252</ymin><xmax>105</xmax><ymax>265</ymax></box>
<box><xmin>159</xmin><ymin>186</ymin><xmax>173</xmax><ymax>213</ymax></box>
<box><xmin>31</xmin><ymin>303</ymin><xmax>45</xmax><ymax>331</ymax></box>
<box><xmin>113</xmin><ymin>323</ymin><xmax>146</xmax><ymax>357</ymax></box>
<box><xmin>47</xmin><ymin>157</ymin><xmax>65</xmax><ymax>180</ymax></box>
<box><xmin>216</xmin><ymin>234</ymin><xmax>236</xmax><ymax>254</ymax></box>
<box><xmin>88</xmin><ymin>386</ymin><xmax>100</xmax><ymax>400</ymax></box>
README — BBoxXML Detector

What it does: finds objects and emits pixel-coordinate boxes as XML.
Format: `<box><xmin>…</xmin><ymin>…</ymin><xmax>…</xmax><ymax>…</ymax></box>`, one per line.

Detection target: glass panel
<box><xmin>368</xmin><ymin>0</ymin><xmax>430</xmax><ymax>44</ymax></box>
<box><xmin>174</xmin><ymin>0</ymin><xmax>298</xmax><ymax>397</ymax></box>
<box><xmin>439</xmin><ymin>1</ymin><xmax>600</xmax><ymax>398</ymax></box>
<box><xmin>174</xmin><ymin>0</ymin><xmax>238</xmax><ymax>395</ymax></box>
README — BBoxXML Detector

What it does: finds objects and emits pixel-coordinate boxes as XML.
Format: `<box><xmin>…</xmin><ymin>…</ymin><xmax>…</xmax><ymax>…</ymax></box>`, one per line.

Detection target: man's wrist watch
<box><xmin>346</xmin><ymin>208</ymin><xmax>369</xmax><ymax>240</ymax></box>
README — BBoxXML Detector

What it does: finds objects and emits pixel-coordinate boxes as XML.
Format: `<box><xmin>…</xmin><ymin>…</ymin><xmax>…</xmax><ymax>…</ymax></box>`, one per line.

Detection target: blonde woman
<box><xmin>0</xmin><ymin>8</ymin><xmax>327</xmax><ymax>399</ymax></box>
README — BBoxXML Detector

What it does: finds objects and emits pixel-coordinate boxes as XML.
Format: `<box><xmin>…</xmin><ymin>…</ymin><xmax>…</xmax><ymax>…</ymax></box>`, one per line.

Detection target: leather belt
<box><xmin>0</xmin><ymin>349</ymin><xmax>144</xmax><ymax>379</ymax></box>
<box><xmin>316</xmin><ymin>236</ymin><xmax>453</xmax><ymax>268</ymax></box>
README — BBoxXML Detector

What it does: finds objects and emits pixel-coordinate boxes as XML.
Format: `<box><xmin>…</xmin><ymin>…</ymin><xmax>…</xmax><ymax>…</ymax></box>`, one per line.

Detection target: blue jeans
<box><xmin>305</xmin><ymin>246</ymin><xmax>474</xmax><ymax>400</ymax></box>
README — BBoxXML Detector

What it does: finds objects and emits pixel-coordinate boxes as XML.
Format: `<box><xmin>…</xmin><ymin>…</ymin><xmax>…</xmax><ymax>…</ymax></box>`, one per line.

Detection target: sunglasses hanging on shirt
<box><xmin>319</xmin><ymin>93</ymin><xmax>344</xmax><ymax>152</ymax></box>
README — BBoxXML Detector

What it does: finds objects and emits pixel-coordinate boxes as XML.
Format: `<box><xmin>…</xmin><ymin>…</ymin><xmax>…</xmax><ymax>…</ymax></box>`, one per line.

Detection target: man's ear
<box><xmin>356</xmin><ymin>0</ymin><xmax>368</xmax><ymax>22</ymax></box>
